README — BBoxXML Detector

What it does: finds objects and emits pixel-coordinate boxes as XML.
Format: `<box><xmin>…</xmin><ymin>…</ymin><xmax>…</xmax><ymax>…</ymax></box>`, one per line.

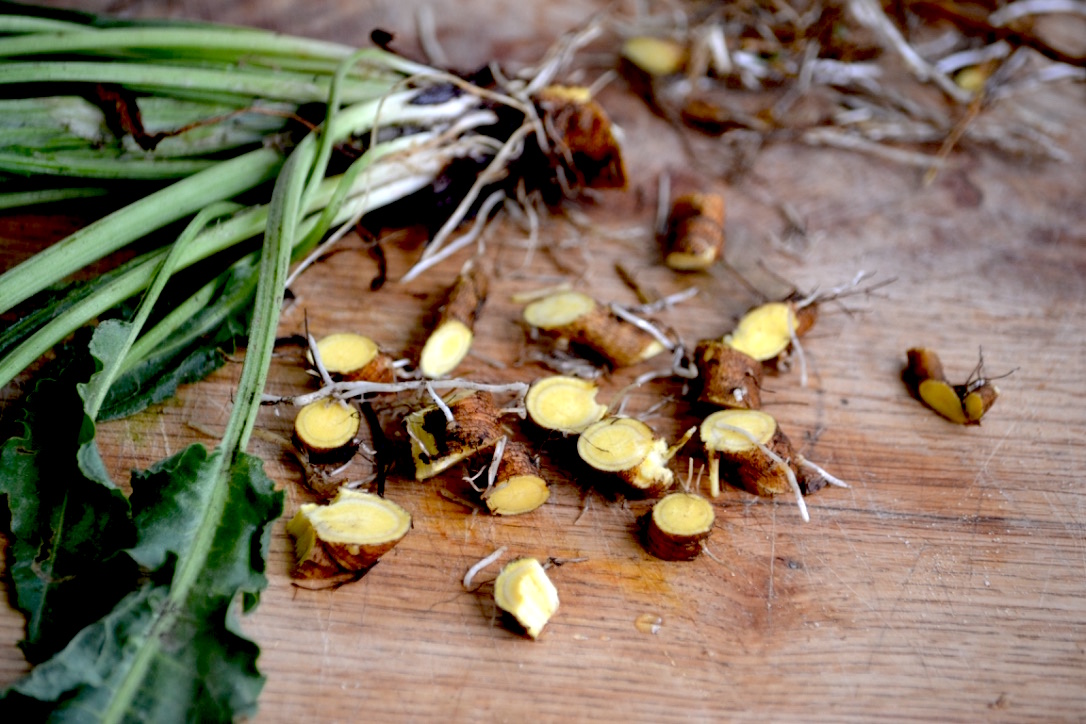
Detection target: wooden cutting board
<box><xmin>2</xmin><ymin>2</ymin><xmax>1085</xmax><ymax>720</ymax></box>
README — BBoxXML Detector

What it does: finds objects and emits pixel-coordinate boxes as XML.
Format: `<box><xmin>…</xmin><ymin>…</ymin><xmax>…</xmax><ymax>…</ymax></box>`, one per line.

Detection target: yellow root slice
<box><xmin>622</xmin><ymin>36</ymin><xmax>687</xmax><ymax>77</ymax></box>
<box><xmin>493</xmin><ymin>557</ymin><xmax>559</xmax><ymax>639</ymax></box>
<box><xmin>724</xmin><ymin>302</ymin><xmax>799</xmax><ymax>362</ymax></box>
<box><xmin>309</xmin><ymin>332</ymin><xmax>394</xmax><ymax>383</ymax></box>
<box><xmin>918</xmin><ymin>378</ymin><xmax>968</xmax><ymax>424</ymax></box>
<box><xmin>485</xmin><ymin>441</ymin><xmax>550</xmax><ymax>515</ymax></box>
<box><xmin>700</xmin><ymin>409</ymin><xmax>799</xmax><ymax>500</ymax></box>
<box><xmin>524</xmin><ymin>291</ymin><xmax>667</xmax><ymax>367</ymax></box>
<box><xmin>577</xmin><ymin>417</ymin><xmax>690</xmax><ymax>497</ymax></box>
<box><xmin>419</xmin><ymin>265</ymin><xmax>487</xmax><ymax>378</ymax></box>
<box><xmin>293</xmin><ymin>399</ymin><xmax>360</xmax><ymax>458</ymax></box>
<box><xmin>287</xmin><ymin>490</ymin><xmax>411</xmax><ymax>587</ymax></box>
<box><xmin>407</xmin><ymin>390</ymin><xmax>503</xmax><ymax>480</ymax></box>
<box><xmin>419</xmin><ymin>319</ymin><xmax>473</xmax><ymax>378</ymax></box>
<box><xmin>525</xmin><ymin>375</ymin><xmax>607</xmax><ymax>434</ymax></box>
<box><xmin>664</xmin><ymin>192</ymin><xmax>725</xmax><ymax>272</ymax></box>
<box><xmin>645</xmin><ymin>492</ymin><xmax>715</xmax><ymax>561</ymax></box>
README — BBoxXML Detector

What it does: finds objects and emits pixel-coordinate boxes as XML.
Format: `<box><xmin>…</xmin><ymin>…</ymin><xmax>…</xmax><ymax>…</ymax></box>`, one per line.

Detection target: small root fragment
<box><xmin>643</xmin><ymin>491</ymin><xmax>715</xmax><ymax>561</ymax></box>
<box><xmin>287</xmin><ymin>490</ymin><xmax>411</xmax><ymax>588</ymax></box>
<box><xmin>904</xmin><ymin>346</ymin><xmax>1003</xmax><ymax>424</ymax></box>
<box><xmin>493</xmin><ymin>557</ymin><xmax>560</xmax><ymax>639</ymax></box>
<box><xmin>463</xmin><ymin>546</ymin><xmax>507</xmax><ymax>590</ymax></box>
<box><xmin>577</xmin><ymin>417</ymin><xmax>693</xmax><ymax>498</ymax></box>
<box><xmin>525</xmin><ymin>374</ymin><xmax>608</xmax><ymax>434</ymax></box>
<box><xmin>693</xmin><ymin>339</ymin><xmax>764</xmax><ymax>410</ymax></box>
<box><xmin>308</xmin><ymin>332</ymin><xmax>396</xmax><ymax>383</ymax></box>
<box><xmin>293</xmin><ymin>399</ymin><xmax>361</xmax><ymax>462</ymax></box>
<box><xmin>523</xmin><ymin>290</ymin><xmax>667</xmax><ymax>367</ymax></box>
<box><xmin>419</xmin><ymin>263</ymin><xmax>488</xmax><ymax>378</ymax></box>
<box><xmin>406</xmin><ymin>389</ymin><xmax>505</xmax><ymax>480</ymax></box>
<box><xmin>662</xmin><ymin>192</ymin><xmax>726</xmax><ymax>271</ymax></box>
<box><xmin>484</xmin><ymin>441</ymin><xmax>550</xmax><ymax>516</ymax></box>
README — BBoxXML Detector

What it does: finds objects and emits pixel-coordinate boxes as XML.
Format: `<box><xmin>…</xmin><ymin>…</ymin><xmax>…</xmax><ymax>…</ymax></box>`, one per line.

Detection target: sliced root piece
<box><xmin>308</xmin><ymin>332</ymin><xmax>396</xmax><ymax>383</ymax></box>
<box><xmin>525</xmin><ymin>374</ymin><xmax>607</xmax><ymax>434</ymax></box>
<box><xmin>406</xmin><ymin>389</ymin><xmax>504</xmax><ymax>480</ymax></box>
<box><xmin>484</xmin><ymin>441</ymin><xmax>550</xmax><ymax>516</ymax></box>
<box><xmin>699</xmin><ymin>409</ymin><xmax>802</xmax><ymax>501</ymax></box>
<box><xmin>622</xmin><ymin>36</ymin><xmax>688</xmax><ymax>77</ymax></box>
<box><xmin>904</xmin><ymin>346</ymin><xmax>1002</xmax><ymax>425</ymax></box>
<box><xmin>523</xmin><ymin>290</ymin><xmax>667</xmax><ymax>367</ymax></box>
<box><xmin>724</xmin><ymin>301</ymin><xmax>814</xmax><ymax>364</ymax></box>
<box><xmin>643</xmin><ymin>491</ymin><xmax>715</xmax><ymax>561</ymax></box>
<box><xmin>577</xmin><ymin>417</ymin><xmax>693</xmax><ymax>498</ymax></box>
<box><xmin>663</xmin><ymin>192</ymin><xmax>725</xmax><ymax>271</ymax></box>
<box><xmin>293</xmin><ymin>399</ymin><xmax>361</xmax><ymax>462</ymax></box>
<box><xmin>286</xmin><ymin>489</ymin><xmax>411</xmax><ymax>589</ymax></box>
<box><xmin>493</xmin><ymin>557</ymin><xmax>560</xmax><ymax>639</ymax></box>
<box><xmin>694</xmin><ymin>339</ymin><xmax>764</xmax><ymax>410</ymax></box>
<box><xmin>419</xmin><ymin>264</ymin><xmax>488</xmax><ymax>378</ymax></box>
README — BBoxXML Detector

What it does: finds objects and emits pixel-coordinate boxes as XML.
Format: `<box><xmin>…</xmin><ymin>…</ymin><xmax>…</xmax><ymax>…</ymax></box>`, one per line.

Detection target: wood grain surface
<box><xmin>2</xmin><ymin>2</ymin><xmax>1085</xmax><ymax>721</ymax></box>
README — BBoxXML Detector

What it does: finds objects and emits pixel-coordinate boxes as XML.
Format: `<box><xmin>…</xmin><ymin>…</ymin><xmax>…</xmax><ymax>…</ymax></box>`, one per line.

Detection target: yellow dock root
<box><xmin>644</xmin><ymin>492</ymin><xmax>715</xmax><ymax>561</ymax></box>
<box><xmin>493</xmin><ymin>557</ymin><xmax>560</xmax><ymax>639</ymax></box>
<box><xmin>699</xmin><ymin>409</ymin><xmax>800</xmax><ymax>499</ymax></box>
<box><xmin>419</xmin><ymin>265</ymin><xmax>488</xmax><ymax>378</ymax></box>
<box><xmin>287</xmin><ymin>490</ymin><xmax>411</xmax><ymax>588</ymax></box>
<box><xmin>724</xmin><ymin>302</ymin><xmax>801</xmax><ymax>363</ymax></box>
<box><xmin>905</xmin><ymin>346</ymin><xmax>1000</xmax><ymax>425</ymax></box>
<box><xmin>523</xmin><ymin>290</ymin><xmax>666</xmax><ymax>367</ymax></box>
<box><xmin>293</xmin><ymin>399</ymin><xmax>360</xmax><ymax>460</ymax></box>
<box><xmin>663</xmin><ymin>192</ymin><xmax>725</xmax><ymax>271</ymax></box>
<box><xmin>577</xmin><ymin>417</ymin><xmax>694</xmax><ymax>497</ymax></box>
<box><xmin>485</xmin><ymin>441</ymin><xmax>550</xmax><ymax>516</ymax></box>
<box><xmin>406</xmin><ymin>389</ymin><xmax>504</xmax><ymax>480</ymax></box>
<box><xmin>694</xmin><ymin>339</ymin><xmax>764</xmax><ymax>410</ymax></box>
<box><xmin>309</xmin><ymin>332</ymin><xmax>395</xmax><ymax>383</ymax></box>
<box><xmin>525</xmin><ymin>375</ymin><xmax>608</xmax><ymax>434</ymax></box>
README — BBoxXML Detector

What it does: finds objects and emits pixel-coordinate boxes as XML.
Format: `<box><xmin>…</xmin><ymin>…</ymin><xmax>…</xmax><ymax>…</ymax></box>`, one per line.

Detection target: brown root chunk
<box><xmin>699</xmin><ymin>409</ymin><xmax>801</xmax><ymax>499</ymax></box>
<box><xmin>525</xmin><ymin>375</ymin><xmax>607</xmax><ymax>434</ymax></box>
<box><xmin>293</xmin><ymin>399</ymin><xmax>360</xmax><ymax>462</ymax></box>
<box><xmin>286</xmin><ymin>490</ymin><xmax>411</xmax><ymax>588</ymax></box>
<box><xmin>694</xmin><ymin>339</ymin><xmax>764</xmax><ymax>410</ymax></box>
<box><xmin>663</xmin><ymin>192</ymin><xmax>725</xmax><ymax>271</ymax></box>
<box><xmin>309</xmin><ymin>332</ymin><xmax>395</xmax><ymax>383</ymax></box>
<box><xmin>484</xmin><ymin>441</ymin><xmax>550</xmax><ymax>516</ymax></box>
<box><xmin>577</xmin><ymin>417</ymin><xmax>694</xmax><ymax>498</ymax></box>
<box><xmin>904</xmin><ymin>347</ymin><xmax>1002</xmax><ymax>425</ymax></box>
<box><xmin>523</xmin><ymin>291</ymin><xmax>666</xmax><ymax>367</ymax></box>
<box><xmin>419</xmin><ymin>264</ymin><xmax>488</xmax><ymax>378</ymax></box>
<box><xmin>535</xmin><ymin>85</ymin><xmax>627</xmax><ymax>190</ymax></box>
<box><xmin>643</xmin><ymin>492</ymin><xmax>715</xmax><ymax>561</ymax></box>
<box><xmin>406</xmin><ymin>389</ymin><xmax>504</xmax><ymax>480</ymax></box>
<box><xmin>493</xmin><ymin>557</ymin><xmax>559</xmax><ymax>639</ymax></box>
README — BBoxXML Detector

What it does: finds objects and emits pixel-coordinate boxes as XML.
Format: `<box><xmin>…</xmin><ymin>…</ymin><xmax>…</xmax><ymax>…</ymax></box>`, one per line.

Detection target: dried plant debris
<box><xmin>643</xmin><ymin>491</ymin><xmax>715</xmax><ymax>561</ymax></box>
<box><xmin>287</xmin><ymin>490</ymin><xmax>412</xmax><ymax>589</ymax></box>
<box><xmin>614</xmin><ymin>0</ymin><xmax>1083</xmax><ymax>167</ymax></box>
<box><xmin>493</xmin><ymin>557</ymin><xmax>560</xmax><ymax>639</ymax></box>
<box><xmin>904</xmin><ymin>346</ymin><xmax>1004</xmax><ymax>424</ymax></box>
<box><xmin>419</xmin><ymin>262</ymin><xmax>489</xmax><ymax>378</ymax></box>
